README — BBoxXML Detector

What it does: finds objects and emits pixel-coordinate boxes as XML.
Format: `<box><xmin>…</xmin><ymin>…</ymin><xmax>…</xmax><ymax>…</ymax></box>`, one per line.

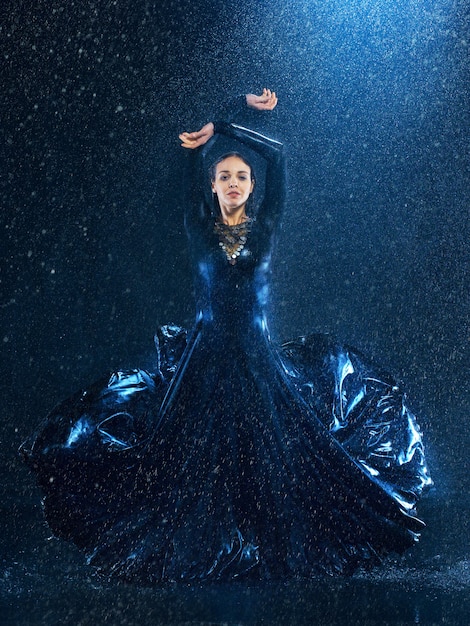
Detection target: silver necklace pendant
<box><xmin>214</xmin><ymin>220</ymin><xmax>252</xmax><ymax>265</ymax></box>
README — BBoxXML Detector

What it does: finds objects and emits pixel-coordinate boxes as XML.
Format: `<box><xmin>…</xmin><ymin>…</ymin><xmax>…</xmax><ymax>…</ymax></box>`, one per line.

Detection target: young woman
<box><xmin>22</xmin><ymin>90</ymin><xmax>431</xmax><ymax>582</ymax></box>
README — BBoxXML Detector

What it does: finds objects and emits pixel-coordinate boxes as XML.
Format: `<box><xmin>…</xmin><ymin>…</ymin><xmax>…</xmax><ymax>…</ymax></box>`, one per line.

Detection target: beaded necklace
<box><xmin>213</xmin><ymin>218</ymin><xmax>253</xmax><ymax>265</ymax></box>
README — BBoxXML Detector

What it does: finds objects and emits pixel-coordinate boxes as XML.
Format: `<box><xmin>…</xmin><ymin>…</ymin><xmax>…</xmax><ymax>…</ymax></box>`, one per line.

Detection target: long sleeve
<box><xmin>183</xmin><ymin>137</ymin><xmax>214</xmax><ymax>234</ymax></box>
<box><xmin>184</xmin><ymin>95</ymin><xmax>248</xmax><ymax>234</ymax></box>
<box><xmin>184</xmin><ymin>117</ymin><xmax>286</xmax><ymax>238</ymax></box>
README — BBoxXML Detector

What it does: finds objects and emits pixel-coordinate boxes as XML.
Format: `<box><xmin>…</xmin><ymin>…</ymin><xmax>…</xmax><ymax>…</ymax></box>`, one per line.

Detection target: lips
<box><xmin>227</xmin><ymin>191</ymin><xmax>240</xmax><ymax>197</ymax></box>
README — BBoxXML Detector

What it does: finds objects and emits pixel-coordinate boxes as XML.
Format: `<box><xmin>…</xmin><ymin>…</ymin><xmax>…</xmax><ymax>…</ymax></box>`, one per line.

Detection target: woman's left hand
<box><xmin>246</xmin><ymin>88</ymin><xmax>278</xmax><ymax>111</ymax></box>
<box><xmin>179</xmin><ymin>122</ymin><xmax>215</xmax><ymax>149</ymax></box>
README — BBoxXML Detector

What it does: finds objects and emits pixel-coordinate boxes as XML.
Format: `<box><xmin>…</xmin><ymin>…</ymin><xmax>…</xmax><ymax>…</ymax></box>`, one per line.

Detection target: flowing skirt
<box><xmin>21</xmin><ymin>326</ymin><xmax>431</xmax><ymax>582</ymax></box>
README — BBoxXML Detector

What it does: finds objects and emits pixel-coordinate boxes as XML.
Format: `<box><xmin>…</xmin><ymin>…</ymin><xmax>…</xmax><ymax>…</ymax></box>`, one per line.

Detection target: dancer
<box><xmin>21</xmin><ymin>89</ymin><xmax>431</xmax><ymax>581</ymax></box>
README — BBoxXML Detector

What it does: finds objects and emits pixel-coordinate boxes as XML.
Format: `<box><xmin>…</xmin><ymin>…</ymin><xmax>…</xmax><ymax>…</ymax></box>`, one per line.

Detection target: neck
<box><xmin>220</xmin><ymin>207</ymin><xmax>247</xmax><ymax>226</ymax></box>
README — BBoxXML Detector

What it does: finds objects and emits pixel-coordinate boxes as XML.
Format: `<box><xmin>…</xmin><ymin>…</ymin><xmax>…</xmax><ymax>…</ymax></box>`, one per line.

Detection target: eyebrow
<box><xmin>218</xmin><ymin>169</ymin><xmax>250</xmax><ymax>174</ymax></box>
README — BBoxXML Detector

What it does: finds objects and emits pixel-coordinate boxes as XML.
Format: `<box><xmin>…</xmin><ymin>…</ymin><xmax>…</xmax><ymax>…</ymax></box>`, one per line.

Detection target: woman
<box><xmin>21</xmin><ymin>90</ymin><xmax>431</xmax><ymax>582</ymax></box>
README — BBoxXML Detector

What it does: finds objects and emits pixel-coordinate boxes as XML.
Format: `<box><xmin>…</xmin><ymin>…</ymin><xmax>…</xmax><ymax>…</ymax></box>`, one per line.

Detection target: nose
<box><xmin>229</xmin><ymin>178</ymin><xmax>238</xmax><ymax>187</ymax></box>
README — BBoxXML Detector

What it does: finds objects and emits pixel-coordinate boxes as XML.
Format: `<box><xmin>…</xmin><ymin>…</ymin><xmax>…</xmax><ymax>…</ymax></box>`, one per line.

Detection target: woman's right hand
<box><xmin>246</xmin><ymin>88</ymin><xmax>278</xmax><ymax>111</ymax></box>
<box><xmin>179</xmin><ymin>122</ymin><xmax>215</xmax><ymax>149</ymax></box>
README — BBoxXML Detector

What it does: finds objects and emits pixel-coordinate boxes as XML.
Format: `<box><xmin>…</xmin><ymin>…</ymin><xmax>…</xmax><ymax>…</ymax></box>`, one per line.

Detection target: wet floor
<box><xmin>2</xmin><ymin>463</ymin><xmax>468</xmax><ymax>626</ymax></box>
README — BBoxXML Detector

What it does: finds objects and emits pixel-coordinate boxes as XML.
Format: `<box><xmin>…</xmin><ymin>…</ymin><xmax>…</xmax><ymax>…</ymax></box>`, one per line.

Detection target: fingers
<box><xmin>269</xmin><ymin>91</ymin><xmax>278</xmax><ymax>109</ymax></box>
<box><xmin>178</xmin><ymin>130</ymin><xmax>203</xmax><ymax>144</ymax></box>
<box><xmin>255</xmin><ymin>89</ymin><xmax>277</xmax><ymax>110</ymax></box>
<box><xmin>180</xmin><ymin>130</ymin><xmax>202</xmax><ymax>140</ymax></box>
<box><xmin>246</xmin><ymin>91</ymin><xmax>278</xmax><ymax>110</ymax></box>
<box><xmin>178</xmin><ymin>132</ymin><xmax>197</xmax><ymax>148</ymax></box>
<box><xmin>257</xmin><ymin>88</ymin><xmax>270</xmax><ymax>102</ymax></box>
<box><xmin>178</xmin><ymin>132</ymin><xmax>208</xmax><ymax>149</ymax></box>
<box><xmin>258</xmin><ymin>88</ymin><xmax>277</xmax><ymax>109</ymax></box>
<box><xmin>179</xmin><ymin>139</ymin><xmax>199</xmax><ymax>149</ymax></box>
<box><xmin>178</xmin><ymin>122</ymin><xmax>213</xmax><ymax>148</ymax></box>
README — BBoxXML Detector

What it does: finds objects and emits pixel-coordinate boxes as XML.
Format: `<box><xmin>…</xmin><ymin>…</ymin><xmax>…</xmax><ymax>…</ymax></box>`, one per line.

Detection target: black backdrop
<box><xmin>1</xmin><ymin>1</ymin><xmax>469</xmax><ymax>624</ymax></box>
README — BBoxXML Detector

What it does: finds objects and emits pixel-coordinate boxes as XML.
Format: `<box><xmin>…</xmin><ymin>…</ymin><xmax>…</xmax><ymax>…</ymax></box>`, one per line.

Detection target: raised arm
<box><xmin>180</xmin><ymin>89</ymin><xmax>284</xmax><ymax>232</ymax></box>
<box><xmin>179</xmin><ymin>90</ymin><xmax>278</xmax><ymax>151</ymax></box>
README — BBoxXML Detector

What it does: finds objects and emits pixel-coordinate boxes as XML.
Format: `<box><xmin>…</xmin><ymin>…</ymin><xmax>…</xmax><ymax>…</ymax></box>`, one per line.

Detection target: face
<box><xmin>211</xmin><ymin>156</ymin><xmax>254</xmax><ymax>217</ymax></box>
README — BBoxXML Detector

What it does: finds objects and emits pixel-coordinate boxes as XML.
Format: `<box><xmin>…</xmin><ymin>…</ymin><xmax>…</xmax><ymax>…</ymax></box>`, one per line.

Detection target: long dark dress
<box><xmin>21</xmin><ymin>121</ymin><xmax>432</xmax><ymax>582</ymax></box>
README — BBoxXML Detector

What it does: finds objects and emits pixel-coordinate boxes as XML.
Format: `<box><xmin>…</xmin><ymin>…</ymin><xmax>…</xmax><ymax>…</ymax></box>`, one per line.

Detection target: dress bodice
<box><xmin>185</xmin><ymin>122</ymin><xmax>285</xmax><ymax>339</ymax></box>
<box><xmin>190</xmin><ymin>220</ymin><xmax>273</xmax><ymax>337</ymax></box>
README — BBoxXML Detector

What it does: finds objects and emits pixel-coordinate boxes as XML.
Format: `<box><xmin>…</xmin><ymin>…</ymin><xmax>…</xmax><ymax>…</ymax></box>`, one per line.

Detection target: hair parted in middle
<box><xmin>209</xmin><ymin>151</ymin><xmax>256</xmax><ymax>217</ymax></box>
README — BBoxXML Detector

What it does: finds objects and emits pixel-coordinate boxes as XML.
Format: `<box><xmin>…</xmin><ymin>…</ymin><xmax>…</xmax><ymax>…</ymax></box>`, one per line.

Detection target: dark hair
<box><xmin>209</xmin><ymin>151</ymin><xmax>256</xmax><ymax>216</ymax></box>
<box><xmin>209</xmin><ymin>151</ymin><xmax>256</xmax><ymax>183</ymax></box>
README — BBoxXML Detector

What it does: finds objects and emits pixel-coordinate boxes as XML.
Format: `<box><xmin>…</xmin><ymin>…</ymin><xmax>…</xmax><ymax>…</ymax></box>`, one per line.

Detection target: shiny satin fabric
<box><xmin>21</xmin><ymin>327</ymin><xmax>431</xmax><ymax>581</ymax></box>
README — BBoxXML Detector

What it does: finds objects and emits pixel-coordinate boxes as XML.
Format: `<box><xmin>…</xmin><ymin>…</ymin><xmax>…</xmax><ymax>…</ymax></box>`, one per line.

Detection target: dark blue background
<box><xmin>1</xmin><ymin>0</ymin><xmax>469</xmax><ymax>623</ymax></box>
